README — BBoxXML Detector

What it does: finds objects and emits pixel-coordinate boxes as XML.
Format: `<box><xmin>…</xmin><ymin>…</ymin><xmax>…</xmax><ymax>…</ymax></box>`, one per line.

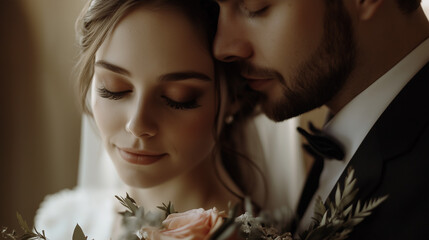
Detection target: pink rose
<box><xmin>142</xmin><ymin>208</ymin><xmax>227</xmax><ymax>240</ymax></box>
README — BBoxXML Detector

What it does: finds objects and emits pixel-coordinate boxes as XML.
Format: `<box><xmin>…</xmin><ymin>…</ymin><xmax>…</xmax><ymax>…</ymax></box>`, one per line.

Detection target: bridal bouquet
<box><xmin>1</xmin><ymin>168</ymin><xmax>387</xmax><ymax>240</ymax></box>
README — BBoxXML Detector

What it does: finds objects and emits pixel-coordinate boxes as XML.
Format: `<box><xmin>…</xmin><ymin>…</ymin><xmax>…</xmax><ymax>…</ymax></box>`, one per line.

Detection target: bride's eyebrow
<box><xmin>159</xmin><ymin>72</ymin><xmax>212</xmax><ymax>82</ymax></box>
<box><xmin>95</xmin><ymin>60</ymin><xmax>131</xmax><ymax>77</ymax></box>
<box><xmin>95</xmin><ymin>60</ymin><xmax>212</xmax><ymax>82</ymax></box>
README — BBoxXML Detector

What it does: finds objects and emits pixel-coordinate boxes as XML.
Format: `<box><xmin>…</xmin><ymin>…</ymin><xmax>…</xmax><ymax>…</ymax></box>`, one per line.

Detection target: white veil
<box><xmin>242</xmin><ymin>114</ymin><xmax>305</xmax><ymax>211</ymax></box>
<box><xmin>34</xmin><ymin>115</ymin><xmax>125</xmax><ymax>240</ymax></box>
<box><xmin>77</xmin><ymin>114</ymin><xmax>125</xmax><ymax>190</ymax></box>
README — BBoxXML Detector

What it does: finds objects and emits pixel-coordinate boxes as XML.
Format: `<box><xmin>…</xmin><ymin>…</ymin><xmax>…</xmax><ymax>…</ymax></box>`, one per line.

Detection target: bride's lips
<box><xmin>117</xmin><ymin>147</ymin><xmax>167</xmax><ymax>165</ymax></box>
<box><xmin>242</xmin><ymin>75</ymin><xmax>274</xmax><ymax>90</ymax></box>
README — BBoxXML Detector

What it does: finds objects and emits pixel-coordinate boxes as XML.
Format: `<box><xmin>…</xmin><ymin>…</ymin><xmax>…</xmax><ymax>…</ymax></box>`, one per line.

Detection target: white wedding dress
<box><xmin>35</xmin><ymin>188</ymin><xmax>121</xmax><ymax>239</ymax></box>
<box><xmin>35</xmin><ymin>114</ymin><xmax>304</xmax><ymax>239</ymax></box>
<box><xmin>35</xmin><ymin>116</ymin><xmax>126</xmax><ymax>239</ymax></box>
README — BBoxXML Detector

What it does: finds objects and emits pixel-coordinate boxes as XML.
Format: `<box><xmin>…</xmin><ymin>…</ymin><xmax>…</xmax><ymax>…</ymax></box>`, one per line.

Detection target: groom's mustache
<box><xmin>238</xmin><ymin>61</ymin><xmax>284</xmax><ymax>82</ymax></box>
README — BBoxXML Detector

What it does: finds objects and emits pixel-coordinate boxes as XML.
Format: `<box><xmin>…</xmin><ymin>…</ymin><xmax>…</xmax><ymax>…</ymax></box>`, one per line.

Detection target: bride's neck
<box><xmin>125</xmin><ymin>155</ymin><xmax>242</xmax><ymax>213</ymax></box>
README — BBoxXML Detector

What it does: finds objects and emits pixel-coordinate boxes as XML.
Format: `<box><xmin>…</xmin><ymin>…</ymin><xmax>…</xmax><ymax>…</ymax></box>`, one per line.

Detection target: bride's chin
<box><xmin>121</xmin><ymin>176</ymin><xmax>164</xmax><ymax>189</ymax></box>
<box><xmin>115</xmin><ymin>167</ymin><xmax>168</xmax><ymax>189</ymax></box>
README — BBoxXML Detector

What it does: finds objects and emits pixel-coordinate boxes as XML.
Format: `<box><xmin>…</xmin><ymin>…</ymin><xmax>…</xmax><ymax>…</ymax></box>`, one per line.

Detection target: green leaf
<box><xmin>349</xmin><ymin>216</ymin><xmax>365</xmax><ymax>226</ymax></box>
<box><xmin>126</xmin><ymin>193</ymin><xmax>137</xmax><ymax>204</ymax></box>
<box><xmin>335</xmin><ymin>183</ymin><xmax>341</xmax><ymax>208</ymax></box>
<box><xmin>354</xmin><ymin>200</ymin><xmax>361</xmax><ymax>215</ymax></box>
<box><xmin>342</xmin><ymin>179</ymin><xmax>356</xmax><ymax>198</ymax></box>
<box><xmin>157</xmin><ymin>201</ymin><xmax>177</xmax><ymax>218</ymax></box>
<box><xmin>16</xmin><ymin>213</ymin><xmax>31</xmax><ymax>233</ymax></box>
<box><xmin>72</xmin><ymin>224</ymin><xmax>87</xmax><ymax>240</ymax></box>
<box><xmin>344</xmin><ymin>168</ymin><xmax>355</xmax><ymax>186</ymax></box>
<box><xmin>313</xmin><ymin>196</ymin><xmax>326</xmax><ymax>224</ymax></box>
<box><xmin>209</xmin><ymin>203</ymin><xmax>239</xmax><ymax>240</ymax></box>
<box><xmin>319</xmin><ymin>212</ymin><xmax>328</xmax><ymax>226</ymax></box>
<box><xmin>212</xmin><ymin>223</ymin><xmax>237</xmax><ymax>240</ymax></box>
<box><xmin>33</xmin><ymin>228</ymin><xmax>47</xmax><ymax>240</ymax></box>
<box><xmin>304</xmin><ymin>167</ymin><xmax>389</xmax><ymax>240</ymax></box>
<box><xmin>116</xmin><ymin>193</ymin><xmax>141</xmax><ymax>217</ymax></box>
<box><xmin>362</xmin><ymin>196</ymin><xmax>389</xmax><ymax>213</ymax></box>
<box><xmin>338</xmin><ymin>188</ymin><xmax>358</xmax><ymax>210</ymax></box>
<box><xmin>125</xmin><ymin>198</ymin><xmax>138</xmax><ymax>214</ymax></box>
<box><xmin>342</xmin><ymin>205</ymin><xmax>353</xmax><ymax>217</ymax></box>
<box><xmin>304</xmin><ymin>225</ymin><xmax>336</xmax><ymax>240</ymax></box>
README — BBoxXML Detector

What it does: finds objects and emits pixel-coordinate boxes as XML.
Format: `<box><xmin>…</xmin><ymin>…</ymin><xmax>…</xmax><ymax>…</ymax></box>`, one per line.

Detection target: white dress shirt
<box><xmin>297</xmin><ymin>37</ymin><xmax>429</xmax><ymax>233</ymax></box>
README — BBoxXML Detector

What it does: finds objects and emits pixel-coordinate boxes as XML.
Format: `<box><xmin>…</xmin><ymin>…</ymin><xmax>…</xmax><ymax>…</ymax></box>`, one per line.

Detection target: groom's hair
<box><xmin>396</xmin><ymin>0</ymin><xmax>421</xmax><ymax>13</ymax></box>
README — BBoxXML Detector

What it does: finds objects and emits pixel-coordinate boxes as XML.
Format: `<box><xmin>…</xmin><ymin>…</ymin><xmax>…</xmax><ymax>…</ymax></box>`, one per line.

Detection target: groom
<box><xmin>213</xmin><ymin>0</ymin><xmax>429</xmax><ymax>239</ymax></box>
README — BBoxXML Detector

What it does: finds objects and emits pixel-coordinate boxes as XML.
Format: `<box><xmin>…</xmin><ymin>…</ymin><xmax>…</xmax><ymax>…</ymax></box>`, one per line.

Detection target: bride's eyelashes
<box><xmin>240</xmin><ymin>0</ymin><xmax>270</xmax><ymax>18</ymax></box>
<box><xmin>97</xmin><ymin>87</ymin><xmax>201</xmax><ymax>110</ymax></box>
<box><xmin>161</xmin><ymin>96</ymin><xmax>201</xmax><ymax>110</ymax></box>
<box><xmin>246</xmin><ymin>6</ymin><xmax>269</xmax><ymax>18</ymax></box>
<box><xmin>97</xmin><ymin>87</ymin><xmax>131</xmax><ymax>100</ymax></box>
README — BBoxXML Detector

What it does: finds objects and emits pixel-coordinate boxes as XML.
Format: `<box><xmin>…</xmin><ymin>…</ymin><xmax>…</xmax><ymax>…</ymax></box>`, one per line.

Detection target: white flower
<box><xmin>235</xmin><ymin>212</ymin><xmax>262</xmax><ymax>234</ymax></box>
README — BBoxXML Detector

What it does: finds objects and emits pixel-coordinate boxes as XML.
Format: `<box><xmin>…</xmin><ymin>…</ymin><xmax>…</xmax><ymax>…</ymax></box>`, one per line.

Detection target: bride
<box><xmin>35</xmin><ymin>0</ymin><xmax>266</xmax><ymax>239</ymax></box>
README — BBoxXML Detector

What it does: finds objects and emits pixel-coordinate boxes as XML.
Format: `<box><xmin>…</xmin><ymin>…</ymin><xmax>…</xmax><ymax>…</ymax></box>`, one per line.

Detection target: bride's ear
<box><xmin>223</xmin><ymin>101</ymin><xmax>241</xmax><ymax>125</ymax></box>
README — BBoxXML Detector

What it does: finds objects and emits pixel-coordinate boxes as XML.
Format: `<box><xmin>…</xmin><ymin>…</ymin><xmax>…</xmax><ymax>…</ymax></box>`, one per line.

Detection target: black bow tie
<box><xmin>297</xmin><ymin>122</ymin><xmax>345</xmax><ymax>161</ymax></box>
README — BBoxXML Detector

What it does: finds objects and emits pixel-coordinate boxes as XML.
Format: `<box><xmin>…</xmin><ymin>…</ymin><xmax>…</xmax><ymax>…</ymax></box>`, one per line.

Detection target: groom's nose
<box><xmin>213</xmin><ymin>14</ymin><xmax>253</xmax><ymax>62</ymax></box>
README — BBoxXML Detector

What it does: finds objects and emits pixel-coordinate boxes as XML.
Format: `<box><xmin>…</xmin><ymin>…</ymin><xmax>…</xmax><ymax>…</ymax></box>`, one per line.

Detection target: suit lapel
<box><xmin>326</xmin><ymin>61</ymin><xmax>429</xmax><ymax>202</ymax></box>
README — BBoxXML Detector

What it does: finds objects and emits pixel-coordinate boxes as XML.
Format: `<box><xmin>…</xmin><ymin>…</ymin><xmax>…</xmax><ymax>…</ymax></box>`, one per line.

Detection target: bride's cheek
<box><xmin>180</xmin><ymin>109</ymin><xmax>216</xmax><ymax>148</ymax></box>
<box><xmin>92</xmin><ymin>99</ymin><xmax>123</xmax><ymax>138</ymax></box>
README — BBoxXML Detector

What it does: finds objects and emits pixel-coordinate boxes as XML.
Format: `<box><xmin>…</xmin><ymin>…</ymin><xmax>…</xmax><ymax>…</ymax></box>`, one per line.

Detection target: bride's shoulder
<box><xmin>35</xmin><ymin>188</ymin><xmax>120</xmax><ymax>239</ymax></box>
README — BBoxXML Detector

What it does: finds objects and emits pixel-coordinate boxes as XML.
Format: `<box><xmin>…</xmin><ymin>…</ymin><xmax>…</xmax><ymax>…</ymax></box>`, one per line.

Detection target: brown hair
<box><xmin>396</xmin><ymin>0</ymin><xmax>421</xmax><ymax>13</ymax></box>
<box><xmin>216</xmin><ymin>67</ymin><xmax>267</xmax><ymax>210</ymax></box>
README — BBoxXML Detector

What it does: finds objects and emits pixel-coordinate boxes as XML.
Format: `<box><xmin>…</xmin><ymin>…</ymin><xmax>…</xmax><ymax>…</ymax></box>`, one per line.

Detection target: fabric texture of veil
<box><xmin>34</xmin><ymin>115</ymin><xmax>125</xmax><ymax>239</ymax></box>
<box><xmin>246</xmin><ymin>114</ymin><xmax>305</xmax><ymax>211</ymax></box>
<box><xmin>77</xmin><ymin>114</ymin><xmax>125</xmax><ymax>190</ymax></box>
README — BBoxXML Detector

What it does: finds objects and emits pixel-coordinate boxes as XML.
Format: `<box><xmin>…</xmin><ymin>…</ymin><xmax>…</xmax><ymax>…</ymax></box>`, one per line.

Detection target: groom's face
<box><xmin>214</xmin><ymin>0</ymin><xmax>356</xmax><ymax>121</ymax></box>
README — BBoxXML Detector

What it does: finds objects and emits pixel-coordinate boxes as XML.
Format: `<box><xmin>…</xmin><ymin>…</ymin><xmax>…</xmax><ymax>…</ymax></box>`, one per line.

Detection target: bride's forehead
<box><xmin>94</xmin><ymin>4</ymin><xmax>214</xmax><ymax>83</ymax></box>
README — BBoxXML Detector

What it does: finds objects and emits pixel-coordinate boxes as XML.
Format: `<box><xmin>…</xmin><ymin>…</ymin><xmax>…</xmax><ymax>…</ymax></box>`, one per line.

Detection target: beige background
<box><xmin>0</xmin><ymin>0</ymin><xmax>428</xmax><ymax>233</ymax></box>
<box><xmin>0</xmin><ymin>0</ymin><xmax>85</xmax><ymax>230</ymax></box>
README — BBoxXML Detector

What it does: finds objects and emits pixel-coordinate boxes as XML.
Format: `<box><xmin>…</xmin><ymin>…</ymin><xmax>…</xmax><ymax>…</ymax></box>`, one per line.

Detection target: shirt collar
<box><xmin>323</xmin><ymin>37</ymin><xmax>429</xmax><ymax>163</ymax></box>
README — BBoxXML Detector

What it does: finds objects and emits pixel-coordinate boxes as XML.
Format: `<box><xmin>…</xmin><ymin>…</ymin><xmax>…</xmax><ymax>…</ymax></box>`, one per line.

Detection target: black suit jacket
<box><xmin>299</xmin><ymin>62</ymin><xmax>429</xmax><ymax>239</ymax></box>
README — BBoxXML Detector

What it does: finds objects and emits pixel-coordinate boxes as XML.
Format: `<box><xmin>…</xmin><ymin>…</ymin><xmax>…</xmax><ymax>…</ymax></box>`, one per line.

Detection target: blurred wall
<box><xmin>0</xmin><ymin>0</ymin><xmax>85</xmax><ymax>230</ymax></box>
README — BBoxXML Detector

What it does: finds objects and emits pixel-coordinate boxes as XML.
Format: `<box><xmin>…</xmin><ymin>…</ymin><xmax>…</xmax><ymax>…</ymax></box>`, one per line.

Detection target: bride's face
<box><xmin>91</xmin><ymin>6</ymin><xmax>218</xmax><ymax>188</ymax></box>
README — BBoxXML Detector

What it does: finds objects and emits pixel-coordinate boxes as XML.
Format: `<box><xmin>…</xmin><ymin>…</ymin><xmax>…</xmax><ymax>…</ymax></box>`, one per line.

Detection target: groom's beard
<box><xmin>258</xmin><ymin>1</ymin><xmax>356</xmax><ymax>122</ymax></box>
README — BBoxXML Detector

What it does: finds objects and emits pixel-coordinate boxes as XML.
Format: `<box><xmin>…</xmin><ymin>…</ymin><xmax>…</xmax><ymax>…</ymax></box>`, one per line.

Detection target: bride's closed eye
<box><xmin>162</xmin><ymin>96</ymin><xmax>201</xmax><ymax>110</ymax></box>
<box><xmin>98</xmin><ymin>87</ymin><xmax>131</xmax><ymax>100</ymax></box>
<box><xmin>161</xmin><ymin>85</ymin><xmax>204</xmax><ymax>110</ymax></box>
<box><xmin>245</xmin><ymin>6</ymin><xmax>269</xmax><ymax>18</ymax></box>
<box><xmin>241</xmin><ymin>0</ymin><xmax>270</xmax><ymax>18</ymax></box>
<box><xmin>97</xmin><ymin>87</ymin><xmax>201</xmax><ymax>110</ymax></box>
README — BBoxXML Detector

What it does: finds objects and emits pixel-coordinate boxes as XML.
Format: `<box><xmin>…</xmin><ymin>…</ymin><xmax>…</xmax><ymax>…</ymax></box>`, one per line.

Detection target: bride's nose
<box><xmin>125</xmin><ymin>100</ymin><xmax>158</xmax><ymax>138</ymax></box>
